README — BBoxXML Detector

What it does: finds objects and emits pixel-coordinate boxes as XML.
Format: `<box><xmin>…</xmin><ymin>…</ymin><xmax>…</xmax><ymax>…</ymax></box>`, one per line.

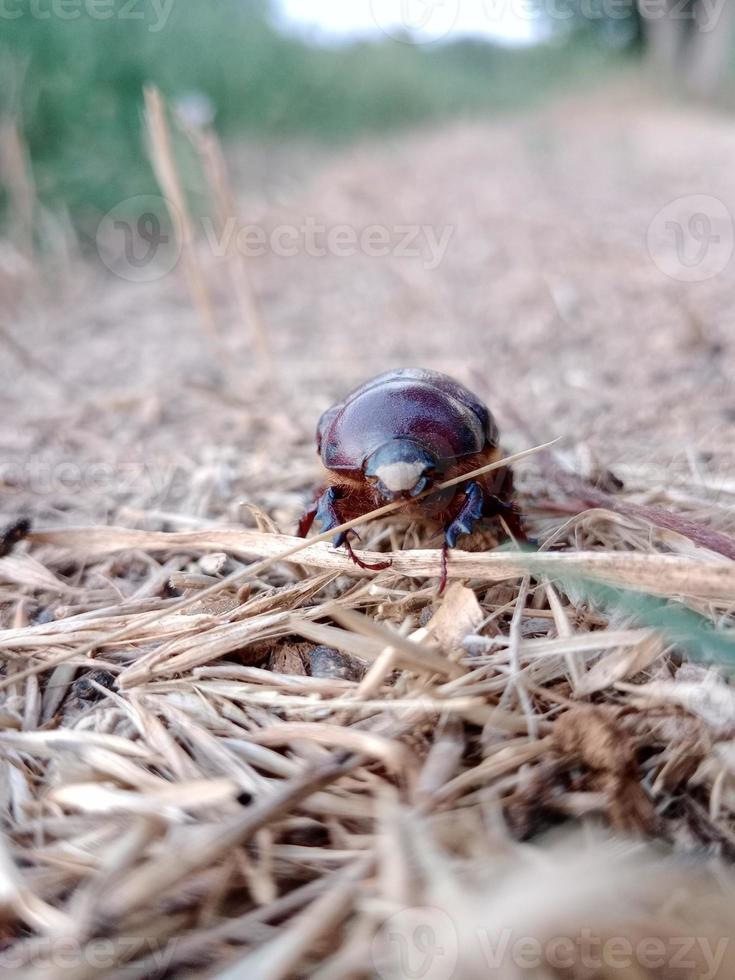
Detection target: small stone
<box><xmin>308</xmin><ymin>646</ymin><xmax>365</xmax><ymax>682</ymax></box>
<box><xmin>269</xmin><ymin>645</ymin><xmax>308</xmax><ymax>676</ymax></box>
<box><xmin>520</xmin><ymin>618</ymin><xmax>551</xmax><ymax>638</ymax></box>
<box><xmin>0</xmin><ymin>518</ymin><xmax>31</xmax><ymax>558</ymax></box>
<box><xmin>33</xmin><ymin>607</ymin><xmax>57</xmax><ymax>625</ymax></box>
<box><xmin>199</xmin><ymin>553</ymin><xmax>230</xmax><ymax>576</ymax></box>
<box><xmin>73</xmin><ymin>671</ymin><xmax>116</xmax><ymax>701</ymax></box>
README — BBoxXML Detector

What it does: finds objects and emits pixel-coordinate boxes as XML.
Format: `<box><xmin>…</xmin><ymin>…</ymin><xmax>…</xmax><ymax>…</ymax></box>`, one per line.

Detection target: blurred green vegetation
<box><xmin>1</xmin><ymin>0</ymin><xmax>632</xmax><ymax>226</ymax></box>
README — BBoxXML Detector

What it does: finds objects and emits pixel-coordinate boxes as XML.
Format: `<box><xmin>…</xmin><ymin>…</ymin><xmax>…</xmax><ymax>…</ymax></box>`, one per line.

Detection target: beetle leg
<box><xmin>483</xmin><ymin>494</ymin><xmax>527</xmax><ymax>542</ymax></box>
<box><xmin>314</xmin><ymin>487</ymin><xmax>392</xmax><ymax>572</ymax></box>
<box><xmin>444</xmin><ymin>480</ymin><xmax>485</xmax><ymax>549</ymax></box>
<box><xmin>314</xmin><ymin>487</ymin><xmax>348</xmax><ymax>546</ymax></box>
<box><xmin>439</xmin><ymin>480</ymin><xmax>482</xmax><ymax>593</ymax></box>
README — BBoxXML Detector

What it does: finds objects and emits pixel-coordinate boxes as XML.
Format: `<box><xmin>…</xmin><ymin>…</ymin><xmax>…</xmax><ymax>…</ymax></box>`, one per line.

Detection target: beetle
<box><xmin>298</xmin><ymin>368</ymin><xmax>521</xmax><ymax>589</ymax></box>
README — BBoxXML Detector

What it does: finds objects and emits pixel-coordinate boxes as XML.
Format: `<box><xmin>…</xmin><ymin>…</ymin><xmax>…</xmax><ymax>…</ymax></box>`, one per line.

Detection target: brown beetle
<box><xmin>298</xmin><ymin>368</ymin><xmax>520</xmax><ymax>588</ymax></box>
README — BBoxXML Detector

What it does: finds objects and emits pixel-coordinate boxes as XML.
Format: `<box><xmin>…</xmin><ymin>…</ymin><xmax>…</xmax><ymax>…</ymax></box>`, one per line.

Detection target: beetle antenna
<box><xmin>343</xmin><ymin>535</ymin><xmax>392</xmax><ymax>572</ymax></box>
<box><xmin>439</xmin><ymin>541</ymin><xmax>449</xmax><ymax>595</ymax></box>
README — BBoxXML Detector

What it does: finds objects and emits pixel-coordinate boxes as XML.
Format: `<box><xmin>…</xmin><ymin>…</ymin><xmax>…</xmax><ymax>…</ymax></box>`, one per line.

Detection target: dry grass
<box><xmin>2</xmin><ymin>88</ymin><xmax>735</xmax><ymax>977</ymax></box>
<box><xmin>2</xmin><ymin>452</ymin><xmax>735</xmax><ymax>977</ymax></box>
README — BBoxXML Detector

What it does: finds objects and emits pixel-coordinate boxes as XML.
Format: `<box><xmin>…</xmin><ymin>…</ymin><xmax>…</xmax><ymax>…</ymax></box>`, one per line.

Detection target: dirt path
<box><xmin>2</xmin><ymin>87</ymin><xmax>734</xmax><ymax>531</ymax></box>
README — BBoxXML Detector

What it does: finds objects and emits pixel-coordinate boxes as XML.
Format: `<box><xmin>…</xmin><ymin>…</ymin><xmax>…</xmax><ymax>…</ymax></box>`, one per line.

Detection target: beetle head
<box><xmin>364</xmin><ymin>440</ymin><xmax>439</xmax><ymax>501</ymax></box>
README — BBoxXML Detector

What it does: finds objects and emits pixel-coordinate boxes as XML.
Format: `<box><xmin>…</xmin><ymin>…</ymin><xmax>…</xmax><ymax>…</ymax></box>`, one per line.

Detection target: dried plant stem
<box><xmin>30</xmin><ymin>530</ymin><xmax>735</xmax><ymax>599</ymax></box>
<box><xmin>182</xmin><ymin>117</ymin><xmax>273</xmax><ymax>373</ymax></box>
<box><xmin>215</xmin><ymin>857</ymin><xmax>372</xmax><ymax>980</ymax></box>
<box><xmin>144</xmin><ymin>86</ymin><xmax>219</xmax><ymax>347</ymax></box>
<box><xmin>0</xmin><ymin>116</ymin><xmax>35</xmax><ymax>259</ymax></box>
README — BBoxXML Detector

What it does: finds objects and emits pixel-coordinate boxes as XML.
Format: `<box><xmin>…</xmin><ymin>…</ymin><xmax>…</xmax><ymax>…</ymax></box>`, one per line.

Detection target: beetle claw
<box><xmin>486</xmin><ymin>495</ymin><xmax>527</xmax><ymax>542</ymax></box>
<box><xmin>297</xmin><ymin>505</ymin><xmax>318</xmax><ymax>538</ymax></box>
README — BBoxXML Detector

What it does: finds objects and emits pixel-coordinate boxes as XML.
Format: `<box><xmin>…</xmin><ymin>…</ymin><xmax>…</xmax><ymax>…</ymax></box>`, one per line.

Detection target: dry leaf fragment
<box><xmin>425</xmin><ymin>583</ymin><xmax>483</xmax><ymax>661</ymax></box>
<box><xmin>553</xmin><ymin>706</ymin><xmax>633</xmax><ymax>775</ymax></box>
<box><xmin>575</xmin><ymin>632</ymin><xmax>666</xmax><ymax>696</ymax></box>
<box><xmin>552</xmin><ymin>706</ymin><xmax>657</xmax><ymax>833</ymax></box>
<box><xmin>618</xmin><ymin>674</ymin><xmax>735</xmax><ymax>737</ymax></box>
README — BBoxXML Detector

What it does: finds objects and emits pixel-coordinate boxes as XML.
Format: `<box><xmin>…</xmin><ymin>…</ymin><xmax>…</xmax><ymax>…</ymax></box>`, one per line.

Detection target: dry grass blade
<box><xmin>214</xmin><ymin>857</ymin><xmax>371</xmax><ymax>980</ymax></box>
<box><xmin>181</xmin><ymin>113</ymin><xmax>273</xmax><ymax>372</ymax></box>
<box><xmin>144</xmin><ymin>86</ymin><xmax>218</xmax><ymax>345</ymax></box>
<box><xmin>31</xmin><ymin>525</ymin><xmax>735</xmax><ymax>598</ymax></box>
<box><xmin>95</xmin><ymin>756</ymin><xmax>358</xmax><ymax>922</ymax></box>
<box><xmin>322</xmin><ymin>606</ymin><xmax>463</xmax><ymax>679</ymax></box>
<box><xmin>0</xmin><ymin>115</ymin><xmax>35</xmax><ymax>259</ymax></box>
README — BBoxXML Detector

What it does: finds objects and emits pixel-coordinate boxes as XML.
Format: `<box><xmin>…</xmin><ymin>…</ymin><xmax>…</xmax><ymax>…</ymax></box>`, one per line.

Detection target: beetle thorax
<box><xmin>364</xmin><ymin>439</ymin><xmax>439</xmax><ymax>500</ymax></box>
<box><xmin>372</xmin><ymin>459</ymin><xmax>428</xmax><ymax>494</ymax></box>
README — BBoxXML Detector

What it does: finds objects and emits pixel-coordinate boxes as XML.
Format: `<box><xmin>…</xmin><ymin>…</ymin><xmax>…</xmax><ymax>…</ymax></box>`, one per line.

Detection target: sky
<box><xmin>275</xmin><ymin>1</ymin><xmax>545</xmax><ymax>47</ymax></box>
